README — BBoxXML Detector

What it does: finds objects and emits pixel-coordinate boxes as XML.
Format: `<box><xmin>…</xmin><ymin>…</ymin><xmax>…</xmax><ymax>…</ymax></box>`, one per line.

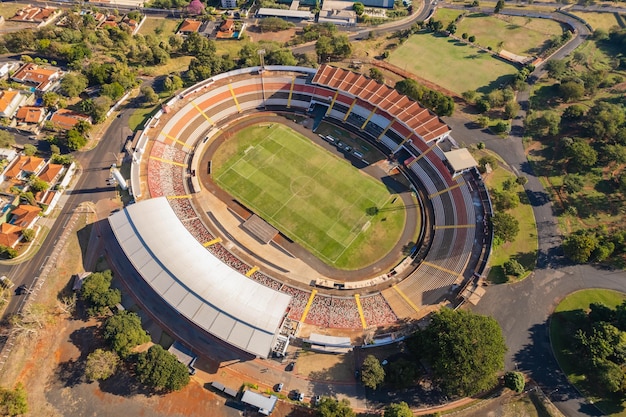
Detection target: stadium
<box><xmin>107</xmin><ymin>65</ymin><xmax>493</xmax><ymax>359</ymax></box>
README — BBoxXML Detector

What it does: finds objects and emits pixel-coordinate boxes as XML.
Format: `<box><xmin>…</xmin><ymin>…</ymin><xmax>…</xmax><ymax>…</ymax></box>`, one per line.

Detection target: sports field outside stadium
<box><xmin>212</xmin><ymin>124</ymin><xmax>408</xmax><ymax>270</ymax></box>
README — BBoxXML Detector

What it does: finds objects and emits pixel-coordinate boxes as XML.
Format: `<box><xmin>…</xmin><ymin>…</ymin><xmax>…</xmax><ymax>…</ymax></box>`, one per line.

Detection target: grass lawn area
<box><xmin>139</xmin><ymin>17</ymin><xmax>181</xmax><ymax>42</ymax></box>
<box><xmin>212</xmin><ymin>124</ymin><xmax>407</xmax><ymax>269</ymax></box>
<box><xmin>483</xmin><ymin>159</ymin><xmax>538</xmax><ymax>283</ymax></box>
<box><xmin>570</xmin><ymin>12</ymin><xmax>621</xmax><ymax>31</ymax></box>
<box><xmin>128</xmin><ymin>104</ymin><xmax>159</xmax><ymax>131</ymax></box>
<box><xmin>433</xmin><ymin>8</ymin><xmax>465</xmax><ymax>26</ymax></box>
<box><xmin>0</xmin><ymin>3</ymin><xmax>25</xmax><ymax>18</ymax></box>
<box><xmin>456</xmin><ymin>13</ymin><xmax>564</xmax><ymax>55</ymax></box>
<box><xmin>388</xmin><ymin>32</ymin><xmax>517</xmax><ymax>94</ymax></box>
<box><xmin>550</xmin><ymin>289</ymin><xmax>626</xmax><ymax>416</ymax></box>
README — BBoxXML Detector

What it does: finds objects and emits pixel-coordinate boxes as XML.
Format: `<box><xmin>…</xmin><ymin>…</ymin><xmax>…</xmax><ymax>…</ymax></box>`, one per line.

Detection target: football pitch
<box><xmin>213</xmin><ymin>124</ymin><xmax>407</xmax><ymax>269</ymax></box>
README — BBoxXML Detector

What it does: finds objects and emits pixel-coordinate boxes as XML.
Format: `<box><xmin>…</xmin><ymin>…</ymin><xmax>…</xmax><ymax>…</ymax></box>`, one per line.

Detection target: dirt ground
<box><xmin>245</xmin><ymin>25</ymin><xmax>298</xmax><ymax>44</ymax></box>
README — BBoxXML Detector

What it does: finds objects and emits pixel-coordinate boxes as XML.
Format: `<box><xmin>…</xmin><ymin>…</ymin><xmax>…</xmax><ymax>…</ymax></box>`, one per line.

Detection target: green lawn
<box><xmin>433</xmin><ymin>8</ymin><xmax>465</xmax><ymax>27</ymax></box>
<box><xmin>212</xmin><ymin>124</ymin><xmax>407</xmax><ymax>269</ymax></box>
<box><xmin>456</xmin><ymin>13</ymin><xmax>564</xmax><ymax>55</ymax></box>
<box><xmin>570</xmin><ymin>12</ymin><xmax>621</xmax><ymax>31</ymax></box>
<box><xmin>388</xmin><ymin>33</ymin><xmax>517</xmax><ymax>94</ymax></box>
<box><xmin>550</xmin><ymin>289</ymin><xmax>626</xmax><ymax>416</ymax></box>
<box><xmin>483</xmin><ymin>159</ymin><xmax>538</xmax><ymax>283</ymax></box>
<box><xmin>139</xmin><ymin>17</ymin><xmax>182</xmax><ymax>42</ymax></box>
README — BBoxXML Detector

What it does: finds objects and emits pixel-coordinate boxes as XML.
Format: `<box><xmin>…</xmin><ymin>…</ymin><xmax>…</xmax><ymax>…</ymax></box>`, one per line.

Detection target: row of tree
<box><xmin>80</xmin><ymin>271</ymin><xmax>191</xmax><ymax>392</ymax></box>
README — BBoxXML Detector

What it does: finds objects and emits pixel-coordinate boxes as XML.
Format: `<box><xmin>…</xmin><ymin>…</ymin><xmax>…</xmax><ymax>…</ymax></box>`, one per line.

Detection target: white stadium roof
<box><xmin>108</xmin><ymin>197</ymin><xmax>292</xmax><ymax>358</ymax></box>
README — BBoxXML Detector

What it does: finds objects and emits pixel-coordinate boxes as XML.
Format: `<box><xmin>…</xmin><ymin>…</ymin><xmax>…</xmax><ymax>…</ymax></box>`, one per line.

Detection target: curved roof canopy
<box><xmin>108</xmin><ymin>197</ymin><xmax>292</xmax><ymax>358</ymax></box>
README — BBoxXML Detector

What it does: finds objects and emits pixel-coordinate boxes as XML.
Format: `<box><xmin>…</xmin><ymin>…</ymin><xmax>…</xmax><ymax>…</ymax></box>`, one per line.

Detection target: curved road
<box><xmin>444</xmin><ymin>5</ymin><xmax>625</xmax><ymax>416</ymax></box>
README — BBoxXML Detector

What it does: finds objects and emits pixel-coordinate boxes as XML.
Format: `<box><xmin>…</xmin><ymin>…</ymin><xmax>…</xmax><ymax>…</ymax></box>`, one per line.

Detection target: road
<box><xmin>0</xmin><ymin>102</ymin><xmax>135</xmax><ymax>323</ymax></box>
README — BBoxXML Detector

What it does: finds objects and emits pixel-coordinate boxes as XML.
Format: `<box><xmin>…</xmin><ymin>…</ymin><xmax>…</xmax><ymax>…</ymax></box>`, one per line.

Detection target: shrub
<box><xmin>504</xmin><ymin>259</ymin><xmax>525</xmax><ymax>277</ymax></box>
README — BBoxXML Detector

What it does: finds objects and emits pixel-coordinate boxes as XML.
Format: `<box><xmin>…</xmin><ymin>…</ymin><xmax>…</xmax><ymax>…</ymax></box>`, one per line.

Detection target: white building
<box><xmin>221</xmin><ymin>0</ymin><xmax>237</xmax><ymax>8</ymax></box>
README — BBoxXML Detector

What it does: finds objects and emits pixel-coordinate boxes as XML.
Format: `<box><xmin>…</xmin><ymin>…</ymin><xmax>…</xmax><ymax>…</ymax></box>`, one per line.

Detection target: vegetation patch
<box><xmin>455</xmin><ymin>13</ymin><xmax>565</xmax><ymax>55</ymax></box>
<box><xmin>570</xmin><ymin>12</ymin><xmax>622</xmax><ymax>32</ymax></box>
<box><xmin>550</xmin><ymin>289</ymin><xmax>626</xmax><ymax>416</ymax></box>
<box><xmin>212</xmin><ymin>123</ymin><xmax>407</xmax><ymax>269</ymax></box>
<box><xmin>481</xmin><ymin>155</ymin><xmax>537</xmax><ymax>283</ymax></box>
<box><xmin>388</xmin><ymin>32</ymin><xmax>517</xmax><ymax>94</ymax></box>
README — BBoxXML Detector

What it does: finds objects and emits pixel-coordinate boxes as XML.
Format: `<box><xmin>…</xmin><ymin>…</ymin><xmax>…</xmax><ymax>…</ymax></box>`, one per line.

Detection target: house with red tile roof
<box><xmin>9</xmin><ymin>204</ymin><xmax>41</xmax><ymax>228</ymax></box>
<box><xmin>5</xmin><ymin>155</ymin><xmax>45</xmax><ymax>180</ymax></box>
<box><xmin>16</xmin><ymin>106</ymin><xmax>46</xmax><ymax>125</ymax></box>
<box><xmin>11</xmin><ymin>63</ymin><xmax>63</xmax><ymax>93</ymax></box>
<box><xmin>50</xmin><ymin>109</ymin><xmax>91</xmax><ymax>131</ymax></box>
<box><xmin>0</xmin><ymin>222</ymin><xmax>23</xmax><ymax>248</ymax></box>
<box><xmin>10</xmin><ymin>6</ymin><xmax>61</xmax><ymax>26</ymax></box>
<box><xmin>37</xmin><ymin>163</ymin><xmax>63</xmax><ymax>183</ymax></box>
<box><xmin>177</xmin><ymin>19</ymin><xmax>202</xmax><ymax>36</ymax></box>
<box><xmin>0</xmin><ymin>90</ymin><xmax>26</xmax><ymax>119</ymax></box>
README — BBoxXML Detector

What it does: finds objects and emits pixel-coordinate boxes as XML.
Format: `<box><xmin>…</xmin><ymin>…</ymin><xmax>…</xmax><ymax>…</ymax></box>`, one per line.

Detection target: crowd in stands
<box><xmin>168</xmin><ymin>198</ymin><xmax>197</xmax><ymax>220</ymax></box>
<box><xmin>281</xmin><ymin>285</ymin><xmax>309</xmax><ymax>321</ymax></box>
<box><xmin>361</xmin><ymin>294</ymin><xmax>398</xmax><ymax>326</ymax></box>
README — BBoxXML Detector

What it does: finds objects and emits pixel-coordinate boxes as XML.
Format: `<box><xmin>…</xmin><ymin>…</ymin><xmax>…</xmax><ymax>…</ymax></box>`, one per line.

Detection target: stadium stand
<box><xmin>115</xmin><ymin>65</ymin><xmax>492</xmax><ymax>356</ymax></box>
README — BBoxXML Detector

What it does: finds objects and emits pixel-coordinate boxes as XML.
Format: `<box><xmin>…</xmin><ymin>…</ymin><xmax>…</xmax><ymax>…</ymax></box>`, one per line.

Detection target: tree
<box><xmin>141</xmin><ymin>85</ymin><xmax>159</xmax><ymax>104</ymax></box>
<box><xmin>494</xmin><ymin>0</ymin><xmax>504</xmax><ymax>13</ymax></box>
<box><xmin>258</xmin><ymin>17</ymin><xmax>295</xmax><ymax>32</ymax></box>
<box><xmin>361</xmin><ymin>355</ymin><xmax>385</xmax><ymax>389</ymax></box>
<box><xmin>80</xmin><ymin>270</ymin><xmax>121</xmax><ymax>316</ymax></box>
<box><xmin>446</xmin><ymin>21</ymin><xmax>457</xmax><ymax>34</ymax></box>
<box><xmin>353</xmin><ymin>2</ymin><xmax>365</xmax><ymax>15</ymax></box>
<box><xmin>60</xmin><ymin>73</ymin><xmax>88</xmax><ymax>98</ymax></box>
<box><xmin>316</xmin><ymin>397</ymin><xmax>355</xmax><ymax>417</ymax></box>
<box><xmin>563</xmin><ymin>173</ymin><xmax>585</xmax><ymax>194</ymax></box>
<box><xmin>28</xmin><ymin>175</ymin><xmax>49</xmax><ymax>193</ymax></box>
<box><xmin>492</xmin><ymin>212</ymin><xmax>519</xmax><ymax>244</ymax></box>
<box><xmin>85</xmin><ymin>349</ymin><xmax>120</xmax><ymax>381</ymax></box>
<box><xmin>136</xmin><ymin>345</ymin><xmax>190</xmax><ymax>391</ymax></box>
<box><xmin>565</xmin><ymin>139</ymin><xmax>597</xmax><ymax>170</ymax></box>
<box><xmin>563</xmin><ymin>232</ymin><xmax>598</xmax><ymax>263</ymax></box>
<box><xmin>504</xmin><ymin>101</ymin><xmax>520</xmax><ymax>119</ymax></box>
<box><xmin>559</xmin><ymin>80</ymin><xmax>585</xmax><ymax>102</ymax></box>
<box><xmin>23</xmin><ymin>144</ymin><xmax>37</xmax><ymax>156</ymax></box>
<box><xmin>0</xmin><ymin>130</ymin><xmax>15</xmax><ymax>148</ymax></box>
<box><xmin>386</xmin><ymin>358</ymin><xmax>417</xmax><ymax>388</ymax></box>
<box><xmin>163</xmin><ymin>75</ymin><xmax>184</xmax><ymax>93</ymax></box>
<box><xmin>66</xmin><ymin>128</ymin><xmax>88</xmax><ymax>151</ymax></box>
<box><xmin>504</xmin><ymin>371</ymin><xmax>525</xmax><ymax>393</ymax></box>
<box><xmin>546</xmin><ymin>59</ymin><xmax>567</xmax><ymax>79</ymax></box>
<box><xmin>384</xmin><ymin>402</ymin><xmax>412</xmax><ymax>417</ymax></box>
<box><xmin>468</xmin><ymin>35</ymin><xmax>476</xmax><ymax>43</ymax></box>
<box><xmin>503</xmin><ymin>259</ymin><xmax>525</xmax><ymax>277</ymax></box>
<box><xmin>369</xmin><ymin>67</ymin><xmax>384</xmax><ymax>84</ymax></box>
<box><xmin>103</xmin><ymin>311</ymin><xmax>150</xmax><ymax>357</ymax></box>
<box><xmin>102</xmin><ymin>82</ymin><xmax>125</xmax><ymax>101</ymax></box>
<box><xmin>21</xmin><ymin>228</ymin><xmax>35</xmax><ymax>242</ymax></box>
<box><xmin>409</xmin><ymin>308</ymin><xmax>507</xmax><ymax>397</ymax></box>
<box><xmin>0</xmin><ymin>383</ymin><xmax>28</xmax><ymax>416</ymax></box>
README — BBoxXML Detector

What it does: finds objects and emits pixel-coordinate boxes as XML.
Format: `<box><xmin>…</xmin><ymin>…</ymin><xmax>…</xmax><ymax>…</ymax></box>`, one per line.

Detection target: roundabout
<box><xmin>108</xmin><ymin>65</ymin><xmax>493</xmax><ymax>359</ymax></box>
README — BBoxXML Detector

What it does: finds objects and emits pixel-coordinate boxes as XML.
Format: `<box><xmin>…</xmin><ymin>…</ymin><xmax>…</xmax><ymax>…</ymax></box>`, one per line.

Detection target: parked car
<box><xmin>312</xmin><ymin>395</ymin><xmax>321</xmax><ymax>406</ymax></box>
<box><xmin>0</xmin><ymin>276</ymin><xmax>14</xmax><ymax>289</ymax></box>
<box><xmin>275</xmin><ymin>382</ymin><xmax>283</xmax><ymax>392</ymax></box>
<box><xmin>285</xmin><ymin>361</ymin><xmax>295</xmax><ymax>372</ymax></box>
<box><xmin>16</xmin><ymin>285</ymin><xmax>29</xmax><ymax>295</ymax></box>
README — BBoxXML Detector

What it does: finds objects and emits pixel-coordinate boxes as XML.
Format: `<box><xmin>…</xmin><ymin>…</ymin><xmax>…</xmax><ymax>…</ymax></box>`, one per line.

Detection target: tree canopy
<box><xmin>492</xmin><ymin>212</ymin><xmax>520</xmax><ymax>244</ymax></box>
<box><xmin>316</xmin><ymin>397</ymin><xmax>355</xmax><ymax>417</ymax></box>
<box><xmin>409</xmin><ymin>308</ymin><xmax>507</xmax><ymax>397</ymax></box>
<box><xmin>360</xmin><ymin>355</ymin><xmax>385</xmax><ymax>389</ymax></box>
<box><xmin>0</xmin><ymin>130</ymin><xmax>15</xmax><ymax>148</ymax></box>
<box><xmin>80</xmin><ymin>270</ymin><xmax>121</xmax><ymax>316</ymax></box>
<box><xmin>85</xmin><ymin>349</ymin><xmax>120</xmax><ymax>381</ymax></box>
<box><xmin>384</xmin><ymin>402</ymin><xmax>412</xmax><ymax>417</ymax></box>
<box><xmin>136</xmin><ymin>345</ymin><xmax>190</xmax><ymax>391</ymax></box>
<box><xmin>0</xmin><ymin>383</ymin><xmax>28</xmax><ymax>416</ymax></box>
<box><xmin>395</xmin><ymin>78</ymin><xmax>454</xmax><ymax>116</ymax></box>
<box><xmin>103</xmin><ymin>311</ymin><xmax>150</xmax><ymax>357</ymax></box>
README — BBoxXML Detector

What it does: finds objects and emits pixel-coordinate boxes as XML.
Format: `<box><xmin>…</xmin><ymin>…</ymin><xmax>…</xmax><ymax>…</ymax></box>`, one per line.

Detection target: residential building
<box><xmin>11</xmin><ymin>63</ymin><xmax>63</xmax><ymax>93</ymax></box>
<box><xmin>0</xmin><ymin>91</ymin><xmax>26</xmax><ymax>119</ymax></box>
<box><xmin>16</xmin><ymin>106</ymin><xmax>46</xmax><ymax>125</ymax></box>
<box><xmin>177</xmin><ymin>19</ymin><xmax>202</xmax><ymax>36</ymax></box>
<box><xmin>37</xmin><ymin>163</ymin><xmax>63</xmax><ymax>184</ymax></box>
<box><xmin>0</xmin><ymin>223</ymin><xmax>23</xmax><ymax>248</ymax></box>
<box><xmin>10</xmin><ymin>6</ymin><xmax>61</xmax><ymax>25</ymax></box>
<box><xmin>221</xmin><ymin>0</ymin><xmax>238</xmax><ymax>8</ymax></box>
<box><xmin>49</xmin><ymin>109</ymin><xmax>91</xmax><ymax>131</ymax></box>
<box><xmin>5</xmin><ymin>155</ymin><xmax>45</xmax><ymax>180</ymax></box>
<box><xmin>255</xmin><ymin>8</ymin><xmax>314</xmax><ymax>20</ymax></box>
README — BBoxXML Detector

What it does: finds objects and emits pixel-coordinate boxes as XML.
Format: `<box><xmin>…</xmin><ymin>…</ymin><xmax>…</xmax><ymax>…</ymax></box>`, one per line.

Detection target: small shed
<box><xmin>444</xmin><ymin>148</ymin><xmax>478</xmax><ymax>177</ymax></box>
<box><xmin>241</xmin><ymin>391</ymin><xmax>277</xmax><ymax>415</ymax></box>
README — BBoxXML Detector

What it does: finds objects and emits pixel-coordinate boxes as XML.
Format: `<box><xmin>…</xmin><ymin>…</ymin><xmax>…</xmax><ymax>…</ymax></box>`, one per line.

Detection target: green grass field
<box><xmin>388</xmin><ymin>33</ymin><xmax>517</xmax><ymax>94</ymax></box>
<box><xmin>550</xmin><ymin>289</ymin><xmax>626</xmax><ymax>416</ymax></box>
<box><xmin>571</xmin><ymin>12</ymin><xmax>622</xmax><ymax>31</ymax></box>
<box><xmin>483</xmin><ymin>156</ymin><xmax>537</xmax><ymax>283</ymax></box>
<box><xmin>456</xmin><ymin>13</ymin><xmax>564</xmax><ymax>55</ymax></box>
<box><xmin>213</xmin><ymin>124</ymin><xmax>407</xmax><ymax>269</ymax></box>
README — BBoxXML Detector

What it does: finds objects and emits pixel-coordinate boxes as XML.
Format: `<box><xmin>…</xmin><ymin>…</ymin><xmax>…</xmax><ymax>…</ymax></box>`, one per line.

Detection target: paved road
<box><xmin>0</xmin><ymin>100</ymin><xmax>135</xmax><ymax>323</ymax></box>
